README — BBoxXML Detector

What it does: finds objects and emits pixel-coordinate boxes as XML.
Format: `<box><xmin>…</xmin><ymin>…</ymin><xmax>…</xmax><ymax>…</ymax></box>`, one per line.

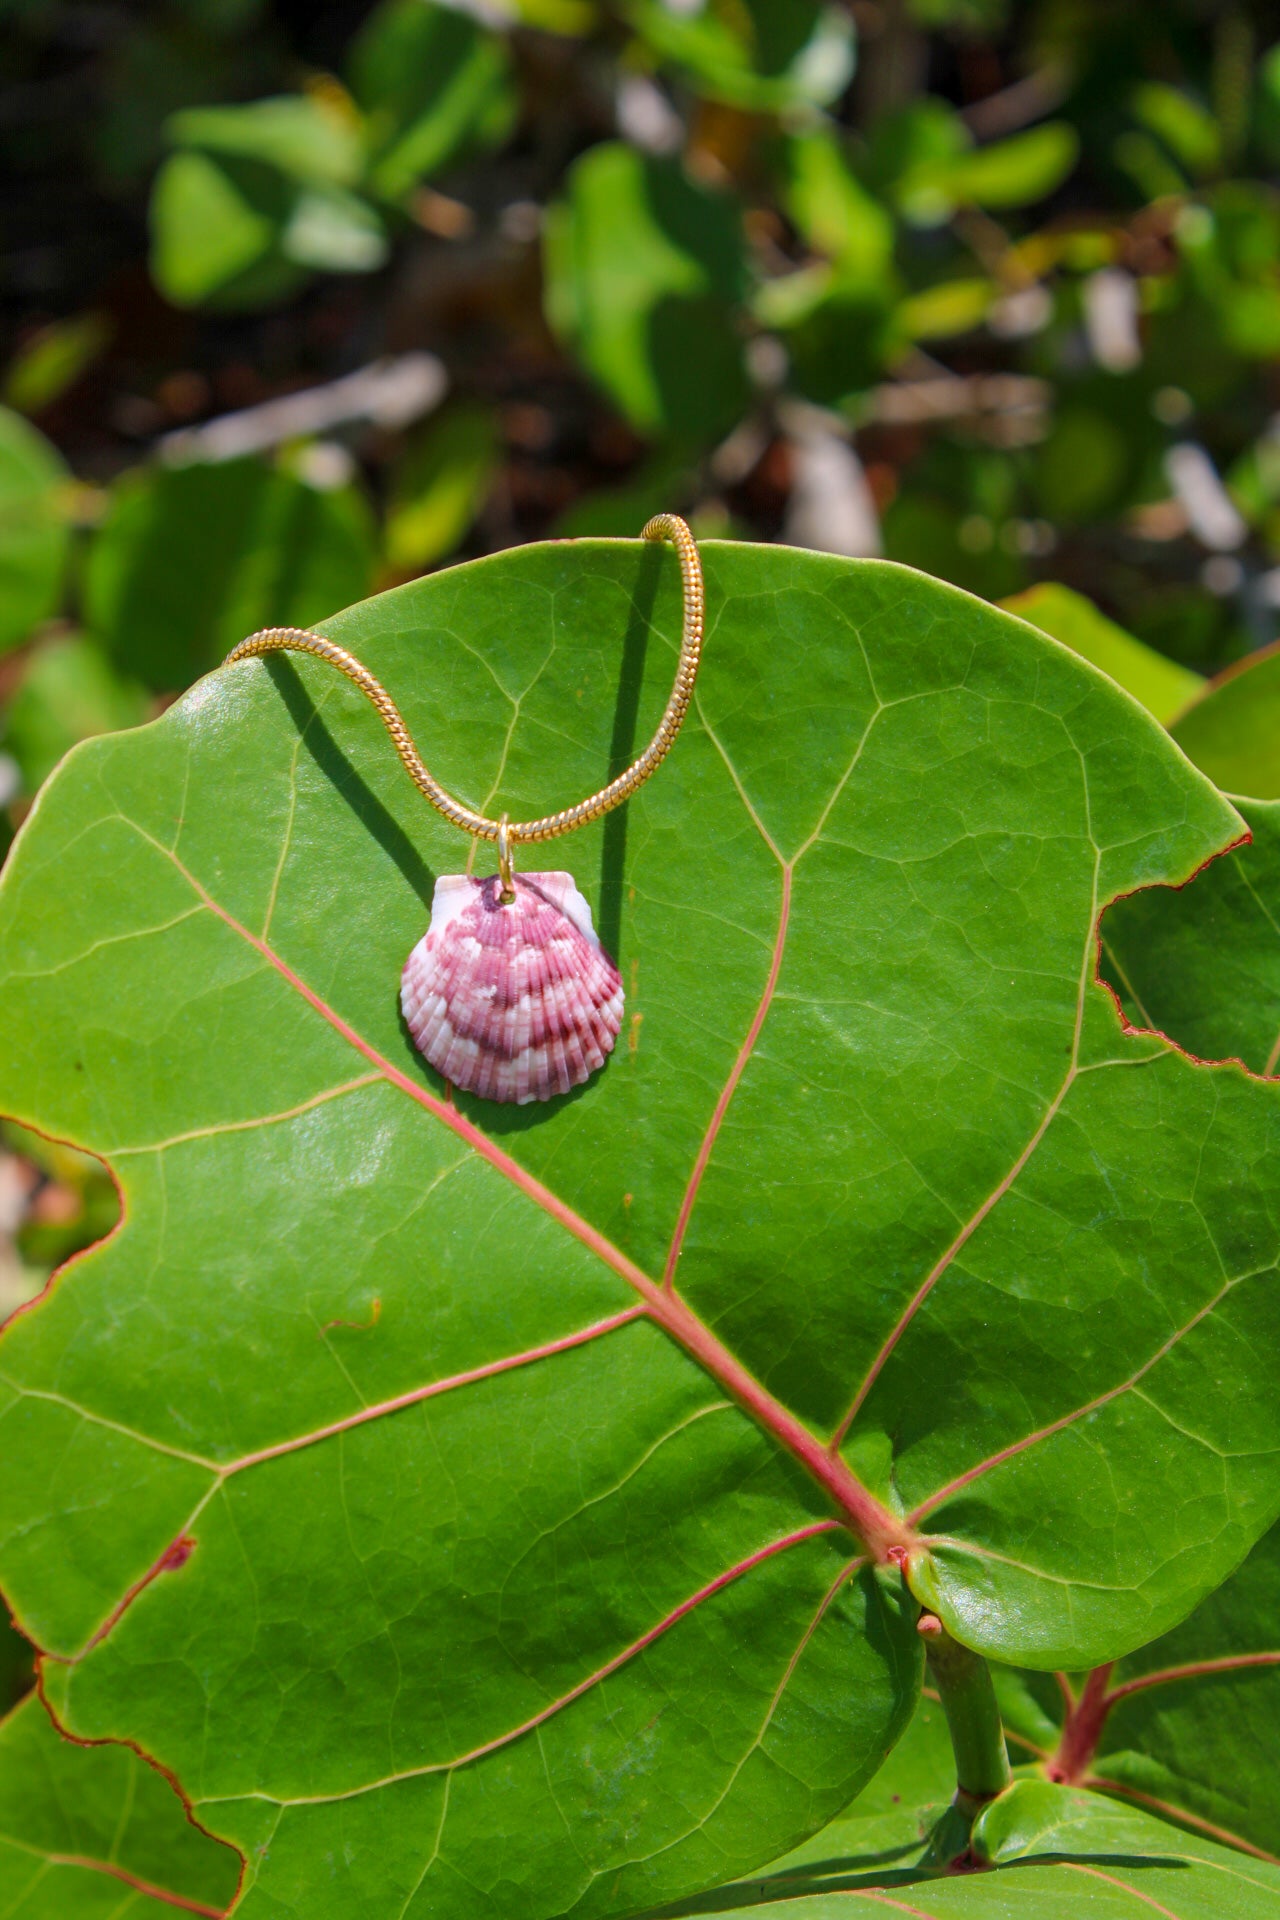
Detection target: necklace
<box><xmin>223</xmin><ymin>514</ymin><xmax>705</xmax><ymax>1104</ymax></box>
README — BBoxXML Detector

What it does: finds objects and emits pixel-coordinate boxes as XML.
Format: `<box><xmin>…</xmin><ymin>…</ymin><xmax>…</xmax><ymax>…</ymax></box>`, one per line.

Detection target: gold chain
<box><xmin>223</xmin><ymin>513</ymin><xmax>704</xmax><ymax>848</ymax></box>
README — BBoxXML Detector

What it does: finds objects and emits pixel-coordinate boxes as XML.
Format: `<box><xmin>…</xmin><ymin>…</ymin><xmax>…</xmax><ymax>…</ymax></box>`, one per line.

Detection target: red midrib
<box><xmin>153</xmin><ymin>837</ymin><xmax>905</xmax><ymax>1559</ymax></box>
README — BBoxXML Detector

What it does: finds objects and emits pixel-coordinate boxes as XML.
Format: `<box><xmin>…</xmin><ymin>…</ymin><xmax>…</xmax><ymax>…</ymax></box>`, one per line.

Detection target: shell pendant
<box><xmin>401</xmin><ymin>872</ymin><xmax>624</xmax><ymax>1104</ymax></box>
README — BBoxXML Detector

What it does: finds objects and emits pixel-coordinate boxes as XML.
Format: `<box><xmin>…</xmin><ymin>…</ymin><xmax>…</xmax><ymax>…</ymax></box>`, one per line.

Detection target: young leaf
<box><xmin>0</xmin><ymin>1692</ymin><xmax>241</xmax><ymax>1917</ymax></box>
<box><xmin>83</xmin><ymin>456</ymin><xmax>377</xmax><ymax>691</ymax></box>
<box><xmin>2</xmin><ymin>544</ymin><xmax>1280</xmax><ymax>1917</ymax></box>
<box><xmin>543</xmin><ymin>144</ymin><xmax>750</xmax><ymax>441</ymax></box>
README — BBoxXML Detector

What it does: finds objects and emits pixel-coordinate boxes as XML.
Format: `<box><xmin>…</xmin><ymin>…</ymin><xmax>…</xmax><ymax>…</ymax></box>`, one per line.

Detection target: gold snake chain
<box><xmin>223</xmin><ymin>513</ymin><xmax>704</xmax><ymax>849</ymax></box>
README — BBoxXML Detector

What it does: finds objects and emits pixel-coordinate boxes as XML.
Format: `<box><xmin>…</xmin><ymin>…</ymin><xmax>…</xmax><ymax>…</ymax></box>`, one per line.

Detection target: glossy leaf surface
<box><xmin>0</xmin><ymin>1692</ymin><xmax>241</xmax><ymax>1918</ymax></box>
<box><xmin>3</xmin><ymin>543</ymin><xmax>1280</xmax><ymax>1917</ymax></box>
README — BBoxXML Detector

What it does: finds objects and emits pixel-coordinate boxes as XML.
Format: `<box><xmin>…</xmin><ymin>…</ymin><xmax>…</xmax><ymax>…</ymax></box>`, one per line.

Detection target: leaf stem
<box><xmin>919</xmin><ymin>1615</ymin><xmax>1012</xmax><ymax>1817</ymax></box>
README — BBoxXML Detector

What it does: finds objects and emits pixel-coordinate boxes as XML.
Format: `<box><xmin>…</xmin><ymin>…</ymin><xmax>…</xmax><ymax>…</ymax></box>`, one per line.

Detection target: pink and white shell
<box><xmin>401</xmin><ymin>871</ymin><xmax>624</xmax><ymax>1104</ymax></box>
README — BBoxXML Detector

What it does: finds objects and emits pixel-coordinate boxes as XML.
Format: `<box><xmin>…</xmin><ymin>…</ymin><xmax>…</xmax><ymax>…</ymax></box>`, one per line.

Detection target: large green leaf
<box><xmin>0</xmin><ymin>407</ymin><xmax>70</xmax><ymax>657</ymax></box>
<box><xmin>2</xmin><ymin>543</ymin><xmax>1280</xmax><ymax>1917</ymax></box>
<box><xmin>0</xmin><ymin>1692</ymin><xmax>241</xmax><ymax>1917</ymax></box>
<box><xmin>544</xmin><ymin>145</ymin><xmax>750</xmax><ymax>441</ymax></box>
<box><xmin>83</xmin><ymin>456</ymin><xmax>378</xmax><ymax>692</ymax></box>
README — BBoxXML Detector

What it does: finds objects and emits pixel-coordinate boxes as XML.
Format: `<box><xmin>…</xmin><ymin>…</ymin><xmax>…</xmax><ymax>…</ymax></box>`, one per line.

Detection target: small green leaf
<box><xmin>0</xmin><ymin>1693</ymin><xmax>241</xmax><ymax>1917</ymax></box>
<box><xmin>2</xmin><ymin>633</ymin><xmax>150</xmax><ymax>793</ymax></box>
<box><xmin>167</xmin><ymin>93</ymin><xmax>365</xmax><ymax>187</ymax></box>
<box><xmin>0</xmin><ymin>408</ymin><xmax>69</xmax><ymax>657</ymax></box>
<box><xmin>897</xmin><ymin>277</ymin><xmax>994</xmax><ymax>340</ymax></box>
<box><xmin>149</xmin><ymin>149</ymin><xmax>301</xmax><ymax>309</ymax></box>
<box><xmin>348</xmin><ymin>0</ymin><xmax>515</xmax><ymax>202</ymax></box>
<box><xmin>384</xmin><ymin>403</ymin><xmax>498</xmax><ymax>572</ymax></box>
<box><xmin>623</xmin><ymin>0</ymin><xmax>855</xmax><ymax>114</ymax></box>
<box><xmin>897</xmin><ymin>119</ymin><xmax>1079</xmax><ymax>225</ymax></box>
<box><xmin>83</xmin><ymin>457</ymin><xmax>377</xmax><ymax>690</ymax></box>
<box><xmin>1002</xmin><ymin>584</ymin><xmax>1205</xmax><ymax>727</ymax></box>
<box><xmin>544</xmin><ymin>144</ymin><xmax>749</xmax><ymax>440</ymax></box>
<box><xmin>1132</xmin><ymin>81</ymin><xmax>1222</xmax><ymax>178</ymax></box>
<box><xmin>778</xmin><ymin>131</ymin><xmax>897</xmax><ymax>289</ymax></box>
<box><xmin>2</xmin><ymin>314</ymin><xmax>111</xmax><ymax>418</ymax></box>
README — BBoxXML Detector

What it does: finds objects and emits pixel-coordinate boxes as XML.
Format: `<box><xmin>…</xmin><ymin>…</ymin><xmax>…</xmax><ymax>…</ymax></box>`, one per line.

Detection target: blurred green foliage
<box><xmin>3</xmin><ymin>0</ymin><xmax>1280</xmax><ymax>1297</ymax></box>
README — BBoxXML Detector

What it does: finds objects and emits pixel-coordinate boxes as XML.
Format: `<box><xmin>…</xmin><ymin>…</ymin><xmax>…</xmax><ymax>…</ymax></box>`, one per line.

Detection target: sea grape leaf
<box><xmin>1002</xmin><ymin>584</ymin><xmax>1204</xmax><ymax>727</ymax></box>
<box><xmin>2</xmin><ymin>543</ymin><xmax>1280</xmax><ymax>1917</ymax></box>
<box><xmin>0</xmin><ymin>1692</ymin><xmax>241</xmax><ymax>1917</ymax></box>
<box><xmin>83</xmin><ymin>455</ymin><xmax>378</xmax><ymax>692</ymax></box>
<box><xmin>623</xmin><ymin>0</ymin><xmax>854</xmax><ymax>113</ymax></box>
<box><xmin>2</xmin><ymin>633</ymin><xmax>150</xmax><ymax>796</ymax></box>
<box><xmin>0</xmin><ymin>407</ymin><xmax>70</xmax><ymax>657</ymax></box>
<box><xmin>347</xmin><ymin>0</ymin><xmax>515</xmax><ymax>204</ymax></box>
<box><xmin>646</xmin><ymin>1775</ymin><xmax>1280</xmax><ymax>1913</ymax></box>
<box><xmin>543</xmin><ymin>144</ymin><xmax>750</xmax><ymax>441</ymax></box>
<box><xmin>1168</xmin><ymin>645</ymin><xmax>1280</xmax><ymax>800</ymax></box>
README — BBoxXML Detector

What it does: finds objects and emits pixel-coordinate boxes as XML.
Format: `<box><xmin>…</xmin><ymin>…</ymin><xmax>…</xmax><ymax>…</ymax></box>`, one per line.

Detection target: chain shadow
<box><xmin>262</xmin><ymin>653</ymin><xmax>437</xmax><ymax>911</ymax></box>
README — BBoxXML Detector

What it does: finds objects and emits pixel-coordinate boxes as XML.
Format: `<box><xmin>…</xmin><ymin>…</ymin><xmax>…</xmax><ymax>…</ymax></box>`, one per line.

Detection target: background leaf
<box><xmin>543</xmin><ymin>145</ymin><xmax>750</xmax><ymax>442</ymax></box>
<box><xmin>83</xmin><ymin>456</ymin><xmax>377</xmax><ymax>691</ymax></box>
<box><xmin>347</xmin><ymin>0</ymin><xmax>515</xmax><ymax>204</ymax></box>
<box><xmin>0</xmin><ymin>410</ymin><xmax>70</xmax><ymax>659</ymax></box>
<box><xmin>623</xmin><ymin>0</ymin><xmax>854</xmax><ymax>114</ymax></box>
<box><xmin>2</xmin><ymin>543</ymin><xmax>1280</xmax><ymax>1914</ymax></box>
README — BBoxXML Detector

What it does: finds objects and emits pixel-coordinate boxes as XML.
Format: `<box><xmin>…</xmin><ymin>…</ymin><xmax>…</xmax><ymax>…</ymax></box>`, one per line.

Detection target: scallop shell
<box><xmin>401</xmin><ymin>872</ymin><xmax>624</xmax><ymax>1104</ymax></box>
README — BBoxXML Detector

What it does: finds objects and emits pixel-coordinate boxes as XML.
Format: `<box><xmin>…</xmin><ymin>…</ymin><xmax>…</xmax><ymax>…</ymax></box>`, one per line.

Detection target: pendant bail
<box><xmin>496</xmin><ymin>814</ymin><xmax>516</xmax><ymax>904</ymax></box>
